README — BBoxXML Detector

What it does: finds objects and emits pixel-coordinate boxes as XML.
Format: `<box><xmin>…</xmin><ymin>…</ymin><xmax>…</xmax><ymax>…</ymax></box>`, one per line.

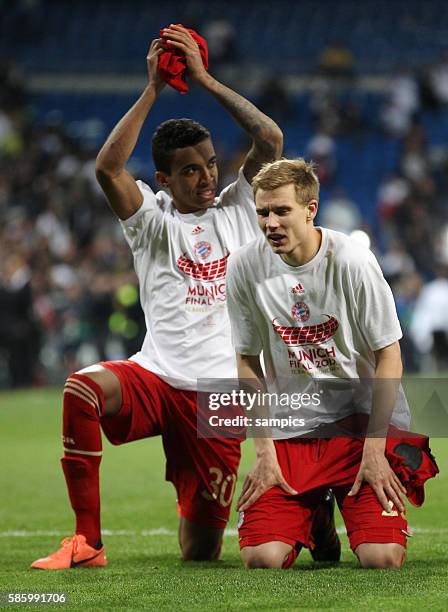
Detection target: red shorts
<box><xmin>238</xmin><ymin>436</ymin><xmax>409</xmax><ymax>552</ymax></box>
<box><xmin>99</xmin><ymin>360</ymin><xmax>240</xmax><ymax>529</ymax></box>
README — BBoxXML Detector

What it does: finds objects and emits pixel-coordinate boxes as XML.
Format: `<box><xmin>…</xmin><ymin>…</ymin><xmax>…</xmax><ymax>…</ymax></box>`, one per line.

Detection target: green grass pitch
<box><xmin>0</xmin><ymin>388</ymin><xmax>447</xmax><ymax>611</ymax></box>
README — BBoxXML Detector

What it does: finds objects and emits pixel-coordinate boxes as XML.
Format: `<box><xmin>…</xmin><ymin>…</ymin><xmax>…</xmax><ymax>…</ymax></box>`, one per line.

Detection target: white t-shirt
<box><xmin>227</xmin><ymin>228</ymin><xmax>410</xmax><ymax>436</ymax></box>
<box><xmin>119</xmin><ymin>169</ymin><xmax>258</xmax><ymax>390</ymax></box>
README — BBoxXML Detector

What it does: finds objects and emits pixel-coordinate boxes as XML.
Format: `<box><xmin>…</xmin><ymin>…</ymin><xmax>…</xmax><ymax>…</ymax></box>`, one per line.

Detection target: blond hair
<box><xmin>252</xmin><ymin>158</ymin><xmax>319</xmax><ymax>204</ymax></box>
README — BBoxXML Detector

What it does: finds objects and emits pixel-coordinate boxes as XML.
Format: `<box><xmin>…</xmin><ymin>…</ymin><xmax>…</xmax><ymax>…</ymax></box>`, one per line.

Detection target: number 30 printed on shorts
<box><xmin>201</xmin><ymin>467</ymin><xmax>237</xmax><ymax>507</ymax></box>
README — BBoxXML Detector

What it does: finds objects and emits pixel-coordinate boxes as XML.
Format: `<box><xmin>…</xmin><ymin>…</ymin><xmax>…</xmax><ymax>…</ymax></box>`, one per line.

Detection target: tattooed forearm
<box><xmin>202</xmin><ymin>75</ymin><xmax>283</xmax><ymax>157</ymax></box>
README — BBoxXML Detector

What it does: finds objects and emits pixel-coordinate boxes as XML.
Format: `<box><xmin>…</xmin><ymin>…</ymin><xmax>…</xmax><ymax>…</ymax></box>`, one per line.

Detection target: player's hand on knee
<box><xmin>237</xmin><ymin>454</ymin><xmax>297</xmax><ymax>512</ymax></box>
<box><xmin>161</xmin><ymin>25</ymin><xmax>208</xmax><ymax>83</ymax></box>
<box><xmin>348</xmin><ymin>450</ymin><xmax>406</xmax><ymax>513</ymax></box>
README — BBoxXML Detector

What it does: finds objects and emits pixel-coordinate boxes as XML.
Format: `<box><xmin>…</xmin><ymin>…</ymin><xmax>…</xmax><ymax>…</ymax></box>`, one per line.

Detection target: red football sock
<box><xmin>60</xmin><ymin>373</ymin><xmax>104</xmax><ymax>548</ymax></box>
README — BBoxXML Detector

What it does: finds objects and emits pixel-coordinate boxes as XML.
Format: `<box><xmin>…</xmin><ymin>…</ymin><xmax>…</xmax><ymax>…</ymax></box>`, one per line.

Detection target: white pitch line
<box><xmin>0</xmin><ymin>529</ymin><xmax>176</xmax><ymax>538</ymax></box>
<box><xmin>1</xmin><ymin>527</ymin><xmax>447</xmax><ymax>538</ymax></box>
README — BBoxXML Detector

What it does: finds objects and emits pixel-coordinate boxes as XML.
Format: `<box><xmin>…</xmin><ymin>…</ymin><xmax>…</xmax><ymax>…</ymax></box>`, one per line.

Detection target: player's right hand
<box><xmin>146</xmin><ymin>39</ymin><xmax>166</xmax><ymax>93</ymax></box>
<box><xmin>161</xmin><ymin>25</ymin><xmax>208</xmax><ymax>84</ymax></box>
<box><xmin>237</xmin><ymin>452</ymin><xmax>297</xmax><ymax>512</ymax></box>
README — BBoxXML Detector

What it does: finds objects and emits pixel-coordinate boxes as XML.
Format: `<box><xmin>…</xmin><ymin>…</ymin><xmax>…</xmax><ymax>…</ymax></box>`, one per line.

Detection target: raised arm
<box><xmin>162</xmin><ymin>25</ymin><xmax>283</xmax><ymax>182</ymax></box>
<box><xmin>95</xmin><ymin>40</ymin><xmax>166</xmax><ymax>220</ymax></box>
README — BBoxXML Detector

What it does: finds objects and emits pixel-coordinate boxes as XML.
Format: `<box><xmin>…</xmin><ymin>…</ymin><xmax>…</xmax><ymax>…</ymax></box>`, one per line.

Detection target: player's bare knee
<box><xmin>242</xmin><ymin>551</ymin><xmax>284</xmax><ymax>570</ymax></box>
<box><xmin>181</xmin><ymin>539</ymin><xmax>221</xmax><ymax>562</ymax></box>
<box><xmin>75</xmin><ymin>364</ymin><xmax>122</xmax><ymax>416</ymax></box>
<box><xmin>356</xmin><ymin>544</ymin><xmax>405</xmax><ymax>569</ymax></box>
<box><xmin>241</xmin><ymin>543</ymin><xmax>291</xmax><ymax>569</ymax></box>
<box><xmin>179</xmin><ymin>519</ymin><xmax>222</xmax><ymax>561</ymax></box>
<box><xmin>359</xmin><ymin>553</ymin><xmax>404</xmax><ymax>569</ymax></box>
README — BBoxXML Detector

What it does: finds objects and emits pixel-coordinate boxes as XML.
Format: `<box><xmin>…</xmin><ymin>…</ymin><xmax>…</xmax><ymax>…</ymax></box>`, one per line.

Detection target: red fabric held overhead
<box><xmin>158</xmin><ymin>25</ymin><xmax>209</xmax><ymax>94</ymax></box>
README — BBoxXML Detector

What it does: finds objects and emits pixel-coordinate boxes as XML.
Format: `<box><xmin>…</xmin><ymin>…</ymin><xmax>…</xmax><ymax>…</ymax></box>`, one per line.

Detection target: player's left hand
<box><xmin>348</xmin><ymin>448</ymin><xmax>406</xmax><ymax>513</ymax></box>
<box><xmin>161</xmin><ymin>24</ymin><xmax>209</xmax><ymax>84</ymax></box>
<box><xmin>146</xmin><ymin>39</ymin><xmax>166</xmax><ymax>93</ymax></box>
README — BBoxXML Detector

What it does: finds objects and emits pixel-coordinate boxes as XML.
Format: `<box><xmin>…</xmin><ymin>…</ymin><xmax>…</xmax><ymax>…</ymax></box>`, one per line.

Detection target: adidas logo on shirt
<box><xmin>291</xmin><ymin>282</ymin><xmax>305</xmax><ymax>295</ymax></box>
<box><xmin>191</xmin><ymin>225</ymin><xmax>204</xmax><ymax>235</ymax></box>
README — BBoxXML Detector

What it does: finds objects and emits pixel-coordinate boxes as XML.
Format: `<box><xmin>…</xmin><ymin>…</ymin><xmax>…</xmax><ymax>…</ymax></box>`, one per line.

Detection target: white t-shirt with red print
<box><xmin>119</xmin><ymin>169</ymin><xmax>258</xmax><ymax>390</ymax></box>
<box><xmin>226</xmin><ymin>228</ymin><xmax>410</xmax><ymax>436</ymax></box>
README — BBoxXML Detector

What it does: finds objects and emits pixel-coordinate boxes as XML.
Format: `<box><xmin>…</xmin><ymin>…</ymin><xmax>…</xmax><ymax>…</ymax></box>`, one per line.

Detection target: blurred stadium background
<box><xmin>1</xmin><ymin>0</ymin><xmax>448</xmax><ymax>388</ymax></box>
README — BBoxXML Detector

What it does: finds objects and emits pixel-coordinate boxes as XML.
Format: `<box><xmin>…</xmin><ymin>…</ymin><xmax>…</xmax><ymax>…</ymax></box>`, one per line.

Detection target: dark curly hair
<box><xmin>152</xmin><ymin>118</ymin><xmax>211</xmax><ymax>174</ymax></box>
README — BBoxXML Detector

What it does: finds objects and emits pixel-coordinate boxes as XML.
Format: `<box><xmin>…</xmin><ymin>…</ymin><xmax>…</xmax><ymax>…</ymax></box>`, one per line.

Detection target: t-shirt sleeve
<box><xmin>119</xmin><ymin>180</ymin><xmax>160</xmax><ymax>253</ymax></box>
<box><xmin>355</xmin><ymin>249</ymin><xmax>403</xmax><ymax>351</ymax></box>
<box><xmin>226</xmin><ymin>252</ymin><xmax>263</xmax><ymax>355</ymax></box>
<box><xmin>218</xmin><ymin>168</ymin><xmax>255</xmax><ymax>213</ymax></box>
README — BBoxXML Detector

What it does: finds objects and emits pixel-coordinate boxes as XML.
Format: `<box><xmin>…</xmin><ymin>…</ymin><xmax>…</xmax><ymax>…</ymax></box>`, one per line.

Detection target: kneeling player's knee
<box><xmin>241</xmin><ymin>543</ymin><xmax>291</xmax><ymax>570</ymax></box>
<box><xmin>356</xmin><ymin>543</ymin><xmax>405</xmax><ymax>569</ymax></box>
<box><xmin>181</xmin><ymin>538</ymin><xmax>221</xmax><ymax>562</ymax></box>
<box><xmin>179</xmin><ymin>519</ymin><xmax>222</xmax><ymax>562</ymax></box>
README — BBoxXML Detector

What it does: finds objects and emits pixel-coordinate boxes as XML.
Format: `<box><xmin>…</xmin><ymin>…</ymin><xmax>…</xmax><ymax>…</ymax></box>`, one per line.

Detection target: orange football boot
<box><xmin>31</xmin><ymin>534</ymin><xmax>107</xmax><ymax>570</ymax></box>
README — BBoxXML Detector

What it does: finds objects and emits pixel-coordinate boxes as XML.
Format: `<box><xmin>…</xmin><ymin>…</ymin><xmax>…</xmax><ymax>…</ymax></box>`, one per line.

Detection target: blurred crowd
<box><xmin>0</xmin><ymin>60</ymin><xmax>145</xmax><ymax>387</ymax></box>
<box><xmin>1</xmin><ymin>42</ymin><xmax>448</xmax><ymax>388</ymax></box>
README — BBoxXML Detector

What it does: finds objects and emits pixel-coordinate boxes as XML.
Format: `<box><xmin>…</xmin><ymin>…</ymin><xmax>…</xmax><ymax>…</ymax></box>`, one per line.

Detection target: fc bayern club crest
<box><xmin>291</xmin><ymin>301</ymin><xmax>310</xmax><ymax>322</ymax></box>
<box><xmin>194</xmin><ymin>241</ymin><xmax>212</xmax><ymax>260</ymax></box>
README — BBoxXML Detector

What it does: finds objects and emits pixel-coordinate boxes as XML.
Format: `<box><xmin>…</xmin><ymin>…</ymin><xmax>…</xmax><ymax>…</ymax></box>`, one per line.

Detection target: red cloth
<box><xmin>158</xmin><ymin>24</ymin><xmax>208</xmax><ymax>94</ymax></box>
<box><xmin>385</xmin><ymin>433</ymin><xmax>439</xmax><ymax>507</ymax></box>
